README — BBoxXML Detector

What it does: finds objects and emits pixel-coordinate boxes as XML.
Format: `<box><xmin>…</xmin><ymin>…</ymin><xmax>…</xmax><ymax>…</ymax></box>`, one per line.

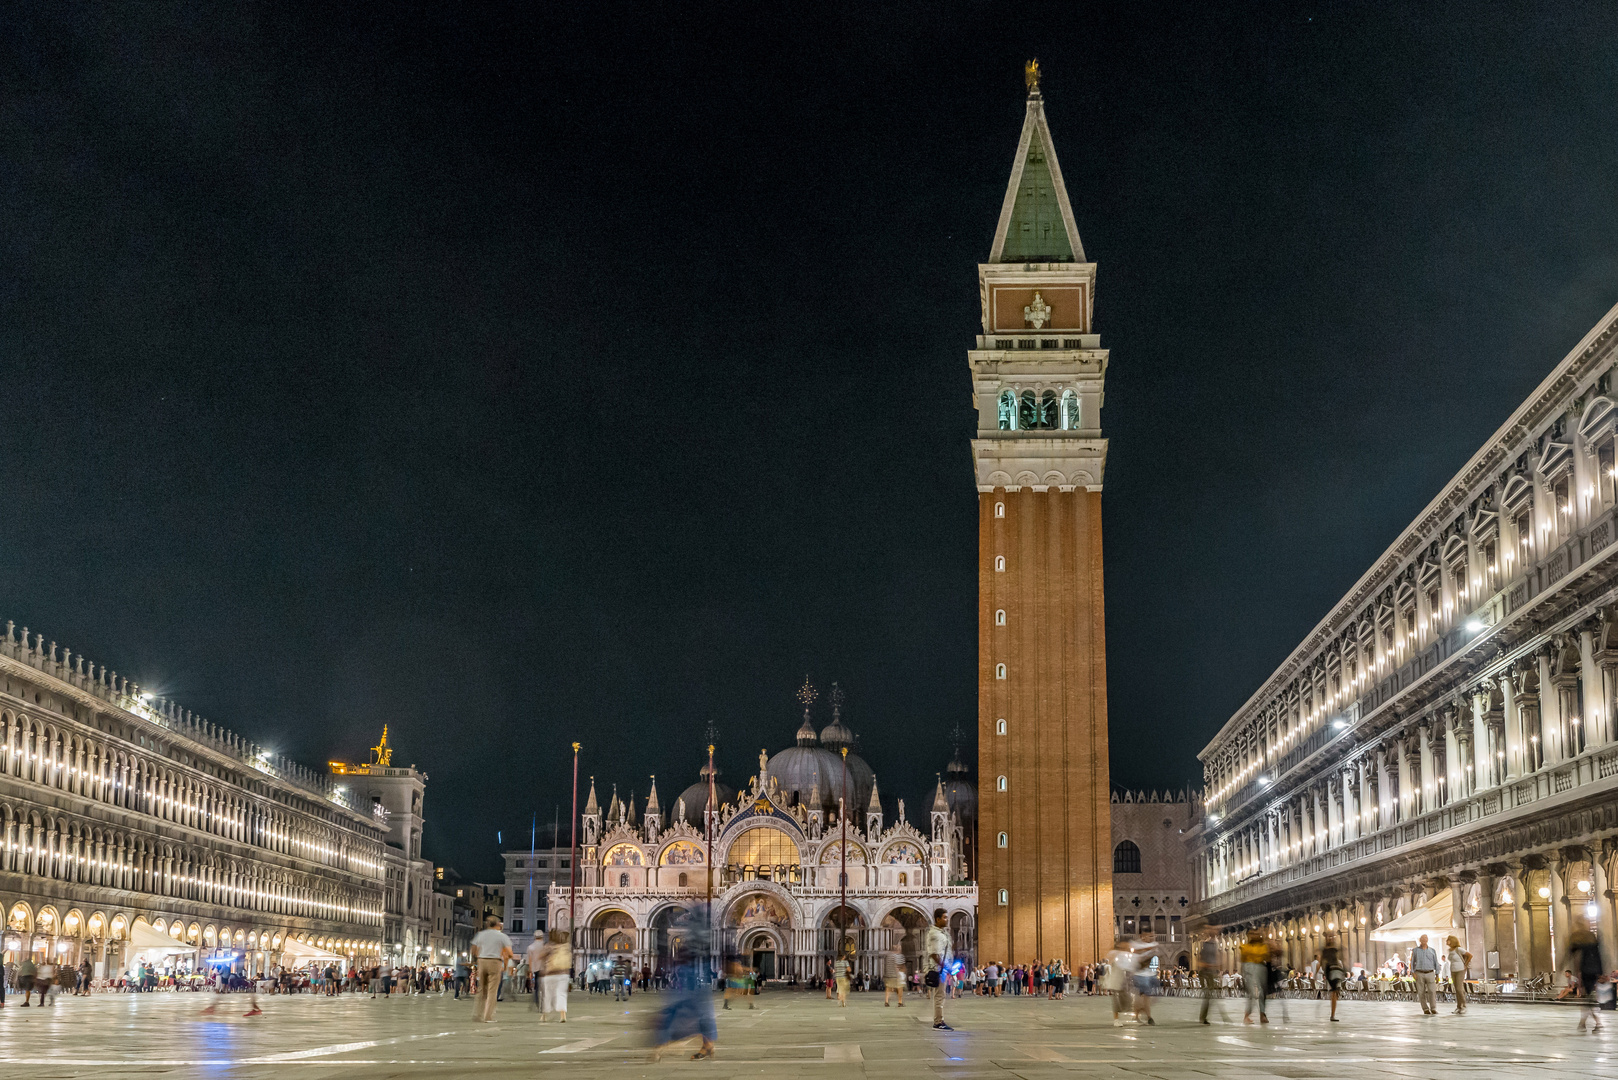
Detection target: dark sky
<box><xmin>4</xmin><ymin>3</ymin><xmax>1617</xmax><ymax>879</ymax></box>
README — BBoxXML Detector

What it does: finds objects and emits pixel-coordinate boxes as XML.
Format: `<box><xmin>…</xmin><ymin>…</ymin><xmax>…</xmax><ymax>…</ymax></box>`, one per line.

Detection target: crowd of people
<box><xmin>8</xmin><ymin>908</ymin><xmax>1614</xmax><ymax>1047</ymax></box>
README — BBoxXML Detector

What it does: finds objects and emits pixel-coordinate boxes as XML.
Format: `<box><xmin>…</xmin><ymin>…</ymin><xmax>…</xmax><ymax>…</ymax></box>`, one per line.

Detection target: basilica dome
<box><xmin>767</xmin><ymin>701</ymin><xmax>873</xmax><ymax>814</ymax></box>
<box><xmin>941</xmin><ymin>747</ymin><xmax>976</xmax><ymax>825</ymax></box>
<box><xmin>675</xmin><ymin>761</ymin><xmax>735</xmax><ymax>827</ymax></box>
<box><xmin>767</xmin><ymin>714</ymin><xmax>847</xmax><ymax>812</ymax></box>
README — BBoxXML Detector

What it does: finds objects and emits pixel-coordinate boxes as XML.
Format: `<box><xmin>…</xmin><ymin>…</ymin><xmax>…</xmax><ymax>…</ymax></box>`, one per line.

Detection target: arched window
<box><xmin>996</xmin><ymin>719</ymin><xmax>1006</xmax><ymax>735</ymax></box>
<box><xmin>996</xmin><ymin>775</ymin><xmax>1007</xmax><ymax>791</ymax></box>
<box><xmin>1017</xmin><ymin>390</ymin><xmax>1039</xmax><ymax>430</ymax></box>
<box><xmin>995</xmin><ymin>501</ymin><xmax>1005</xmax><ymax>518</ymax></box>
<box><xmin>618</xmin><ymin>872</ymin><xmax>629</xmax><ymax>888</ymax></box>
<box><xmin>997</xmin><ymin>888</ymin><xmax>1008</xmax><ymax>906</ymax></box>
<box><xmin>998</xmin><ymin>390</ymin><xmax>1017</xmax><ymax>430</ymax></box>
<box><xmin>996</xmin><ymin>832</ymin><xmax>1008</xmax><ymax>848</ymax></box>
<box><xmin>996</xmin><ymin>664</ymin><xmax>1006</xmax><ymax>680</ymax></box>
<box><xmin>995</xmin><ymin>609</ymin><xmax>1006</xmax><ymax>626</ymax></box>
<box><xmin>995</xmin><ymin>556</ymin><xmax>1006</xmax><ymax>572</ymax></box>
<box><xmin>1039</xmin><ymin>389</ymin><xmax>1057</xmax><ymax>429</ymax></box>
<box><xmin>1060</xmin><ymin>389</ymin><xmax>1079</xmax><ymax>430</ymax></box>
<box><xmin>1113</xmin><ymin>840</ymin><xmax>1142</xmax><ymax>874</ymax></box>
<box><xmin>678</xmin><ymin>872</ymin><xmax>688</xmax><ymax>887</ymax></box>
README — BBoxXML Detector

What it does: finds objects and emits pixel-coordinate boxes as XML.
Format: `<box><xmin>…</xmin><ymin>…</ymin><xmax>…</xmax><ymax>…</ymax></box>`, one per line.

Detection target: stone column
<box><xmin>1581</xmin><ymin>626</ymin><xmax>1604</xmax><ymax>745</ymax></box>
<box><xmin>1509</xmin><ymin>864</ymin><xmax>1535</xmax><ymax>979</ymax></box>
<box><xmin>1418</xmin><ymin>723</ymin><xmax>1436</xmax><ymax>814</ymax></box>
<box><xmin>1502</xmin><ymin>671</ymin><xmax>1522</xmax><ymax>779</ymax></box>
<box><xmin>1538</xmin><ymin>648</ymin><xmax>1563</xmax><ymax>766</ymax></box>
<box><xmin>1377</xmin><ymin>745</ymin><xmax>1394</xmax><ymax>828</ymax></box>
<box><xmin>1476</xmin><ymin>870</ymin><xmax>1497</xmax><ymax>979</ymax></box>
<box><xmin>1598</xmin><ymin>840</ymin><xmax>1618</xmax><ymax>973</ymax></box>
<box><xmin>1357</xmin><ymin>757</ymin><xmax>1372</xmax><ymax>836</ymax></box>
<box><xmin>1549</xmin><ymin>855</ymin><xmax>1569</xmax><ymax>982</ymax></box>
<box><xmin>1397</xmin><ymin>737</ymin><xmax>1414</xmax><ymax>821</ymax></box>
<box><xmin>1326</xmin><ymin>778</ymin><xmax>1341</xmax><ymax>848</ymax></box>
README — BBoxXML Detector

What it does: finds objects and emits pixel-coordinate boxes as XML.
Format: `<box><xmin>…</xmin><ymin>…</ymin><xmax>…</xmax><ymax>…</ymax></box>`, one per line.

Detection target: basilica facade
<box><xmin>544</xmin><ymin>689</ymin><xmax>977</xmax><ymax>981</ymax></box>
<box><xmin>1191</xmin><ymin>300</ymin><xmax>1618</xmax><ymax>981</ymax></box>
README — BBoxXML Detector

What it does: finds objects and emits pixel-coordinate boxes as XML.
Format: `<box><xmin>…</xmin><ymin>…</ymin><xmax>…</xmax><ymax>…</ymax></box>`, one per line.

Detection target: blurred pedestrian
<box><xmin>1320</xmin><ymin>933</ymin><xmax>1344</xmax><ymax>1022</ymax></box>
<box><xmin>1197</xmin><ymin>929</ymin><xmax>1225</xmax><ymax>1024</ymax></box>
<box><xmin>1239</xmin><ymin>929</ymin><xmax>1268</xmax><ymax>1025</ymax></box>
<box><xmin>650</xmin><ymin>908</ymin><xmax>716</xmax><ymax>1060</ymax></box>
<box><xmin>1571</xmin><ymin>917</ymin><xmax>1603</xmax><ymax>1033</ymax></box>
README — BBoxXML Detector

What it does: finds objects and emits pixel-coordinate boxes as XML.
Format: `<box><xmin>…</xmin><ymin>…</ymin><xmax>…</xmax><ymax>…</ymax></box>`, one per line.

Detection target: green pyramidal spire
<box><xmin>989</xmin><ymin>82</ymin><xmax>1084</xmax><ymax>264</ymax></box>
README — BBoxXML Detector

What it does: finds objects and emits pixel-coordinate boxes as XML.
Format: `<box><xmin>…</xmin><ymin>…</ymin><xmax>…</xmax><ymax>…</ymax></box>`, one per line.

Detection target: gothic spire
<box><xmin>584</xmin><ymin>777</ymin><xmax>599</xmax><ymax>815</ymax></box>
<box><xmin>646</xmin><ymin>776</ymin><xmax>661</xmax><ymax>815</ymax></box>
<box><xmin>868</xmin><ymin>773</ymin><xmax>882</xmax><ymax>811</ymax></box>
<box><xmin>988</xmin><ymin>63</ymin><xmax>1084</xmax><ymax>264</ymax></box>
<box><xmin>932</xmin><ymin>774</ymin><xmax>949</xmax><ymax>813</ymax></box>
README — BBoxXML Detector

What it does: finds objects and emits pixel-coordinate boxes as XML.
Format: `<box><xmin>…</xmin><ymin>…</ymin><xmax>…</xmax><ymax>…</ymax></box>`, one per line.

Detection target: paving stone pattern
<box><xmin>0</xmin><ymin>987</ymin><xmax>1609</xmax><ymax>1077</ymax></box>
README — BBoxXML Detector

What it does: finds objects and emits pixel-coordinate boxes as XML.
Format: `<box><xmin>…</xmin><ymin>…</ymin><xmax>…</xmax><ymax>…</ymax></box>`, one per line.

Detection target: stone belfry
<box><xmin>973</xmin><ymin>61</ymin><xmax>1111</xmax><ymax>966</ymax></box>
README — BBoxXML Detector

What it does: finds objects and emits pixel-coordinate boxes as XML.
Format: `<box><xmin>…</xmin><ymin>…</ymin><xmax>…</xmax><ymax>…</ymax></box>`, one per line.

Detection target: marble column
<box><xmin>1538</xmin><ymin>648</ymin><xmax>1563</xmax><ymax>766</ymax></box>
<box><xmin>1397</xmin><ymin>737</ymin><xmax>1415</xmax><ymax>821</ymax></box>
<box><xmin>1418</xmin><ymin>723</ymin><xmax>1436</xmax><ymax>814</ymax></box>
<box><xmin>1510</xmin><ymin>864</ymin><xmax>1536</xmax><ymax>979</ymax></box>
<box><xmin>1549</xmin><ymin>856</ymin><xmax>1569</xmax><ymax>982</ymax></box>
<box><xmin>1598</xmin><ymin>840</ymin><xmax>1618</xmax><ymax>973</ymax></box>
<box><xmin>1502</xmin><ymin>671</ymin><xmax>1522</xmax><ymax>779</ymax></box>
<box><xmin>1473</xmin><ymin>687</ymin><xmax>1493</xmax><ymax>790</ymax></box>
<box><xmin>1476</xmin><ymin>870</ymin><xmax>1498</xmax><ymax>980</ymax></box>
<box><xmin>1580</xmin><ymin>627</ymin><xmax>1604</xmax><ymax>745</ymax></box>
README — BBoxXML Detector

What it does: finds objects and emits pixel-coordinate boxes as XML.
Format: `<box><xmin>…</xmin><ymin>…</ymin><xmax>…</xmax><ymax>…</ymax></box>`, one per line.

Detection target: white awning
<box><xmin>280</xmin><ymin>938</ymin><xmax>344</xmax><ymax>963</ymax></box>
<box><xmin>128</xmin><ymin>921</ymin><xmax>192</xmax><ymax>953</ymax></box>
<box><xmin>1370</xmin><ymin>888</ymin><xmax>1456</xmax><ymax>943</ymax></box>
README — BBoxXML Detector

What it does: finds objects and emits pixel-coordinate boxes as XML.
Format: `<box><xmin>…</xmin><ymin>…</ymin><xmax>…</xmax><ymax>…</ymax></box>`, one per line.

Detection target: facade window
<box><xmin>1060</xmin><ymin>388</ymin><xmax>1079</xmax><ymax>430</ymax></box>
<box><xmin>995</xmin><ymin>555</ymin><xmax>1006</xmax><ymax>572</ymax></box>
<box><xmin>514</xmin><ymin>889</ymin><xmax>524</xmax><ymax>909</ymax></box>
<box><xmin>995</xmin><ymin>609</ymin><xmax>1006</xmax><ymax>626</ymax></box>
<box><xmin>996</xmin><ymin>663</ymin><xmax>1006</xmax><ymax>680</ymax></box>
<box><xmin>996</xmin><ymin>718</ymin><xmax>1006</xmax><ymax>735</ymax></box>
<box><xmin>1019</xmin><ymin>390</ymin><xmax>1037</xmax><ymax>430</ymax></box>
<box><xmin>996</xmin><ymin>775</ymin><xmax>1007</xmax><ymax>791</ymax></box>
<box><xmin>997</xmin><ymin>888</ymin><xmax>1008</xmax><ymax>906</ymax></box>
<box><xmin>618</xmin><ymin>872</ymin><xmax>629</xmax><ymax>888</ymax></box>
<box><xmin>678</xmin><ymin>872</ymin><xmax>688</xmax><ymax>887</ymax></box>
<box><xmin>995</xmin><ymin>501</ymin><xmax>1005</xmax><ymax>518</ymax></box>
<box><xmin>1113</xmin><ymin>840</ymin><xmax>1141</xmax><ymax>874</ymax></box>
<box><xmin>898</xmin><ymin>872</ymin><xmax>908</xmax><ymax>886</ymax></box>
<box><xmin>998</xmin><ymin>390</ymin><xmax>1017</xmax><ymax>430</ymax></box>
<box><xmin>997</xmin><ymin>832</ymin><xmax>1008</xmax><ymax>848</ymax></box>
<box><xmin>513</xmin><ymin>919</ymin><xmax>524</xmax><ymax>933</ymax></box>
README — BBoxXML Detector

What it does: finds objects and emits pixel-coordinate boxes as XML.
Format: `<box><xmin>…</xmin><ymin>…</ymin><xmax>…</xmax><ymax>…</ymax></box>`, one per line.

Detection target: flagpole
<box><xmin>569</xmin><ymin>743</ymin><xmax>580</xmax><ymax>939</ymax></box>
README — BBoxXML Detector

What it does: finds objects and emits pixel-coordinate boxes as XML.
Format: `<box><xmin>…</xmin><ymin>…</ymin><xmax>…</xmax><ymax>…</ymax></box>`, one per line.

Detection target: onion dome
<box><xmin>676</xmin><ymin>761</ymin><xmax>735</xmax><ymax>828</ymax></box>
<box><xmin>819</xmin><ymin>682</ymin><xmax>855</xmax><ymax>751</ymax></box>
<box><xmin>941</xmin><ymin>748</ymin><xmax>976</xmax><ymax>825</ymax></box>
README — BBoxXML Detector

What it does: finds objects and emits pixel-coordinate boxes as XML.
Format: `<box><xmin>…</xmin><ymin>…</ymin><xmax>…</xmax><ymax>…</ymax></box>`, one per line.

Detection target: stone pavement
<box><xmin>0</xmin><ymin>986</ymin><xmax>1611</xmax><ymax>1077</ymax></box>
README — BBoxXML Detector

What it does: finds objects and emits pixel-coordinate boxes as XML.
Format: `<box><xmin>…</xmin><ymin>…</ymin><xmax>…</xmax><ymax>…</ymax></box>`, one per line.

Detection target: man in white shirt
<box><xmin>470</xmin><ymin>917</ymin><xmax>515</xmax><ymax>1023</ymax></box>
<box><xmin>924</xmin><ymin>907</ymin><xmax>952</xmax><ymax>1031</ymax></box>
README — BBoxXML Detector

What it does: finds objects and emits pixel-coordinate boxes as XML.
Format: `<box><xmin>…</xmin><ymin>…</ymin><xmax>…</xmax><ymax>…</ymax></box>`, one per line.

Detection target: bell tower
<box><xmin>973</xmin><ymin>62</ymin><xmax>1111</xmax><ymax>966</ymax></box>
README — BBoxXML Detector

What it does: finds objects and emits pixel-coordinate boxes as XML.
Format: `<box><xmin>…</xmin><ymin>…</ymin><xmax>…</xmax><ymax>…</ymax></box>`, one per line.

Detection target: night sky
<box><xmin>5</xmin><ymin>4</ymin><xmax>1618</xmax><ymax>879</ymax></box>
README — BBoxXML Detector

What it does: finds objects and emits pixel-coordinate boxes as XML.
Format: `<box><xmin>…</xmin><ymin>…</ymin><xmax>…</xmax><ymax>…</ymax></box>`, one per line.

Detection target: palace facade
<box><xmin>974</xmin><ymin>64</ymin><xmax>1112</xmax><ymax>966</ymax></box>
<box><xmin>541</xmin><ymin>688</ymin><xmax>977</xmax><ymax>981</ymax></box>
<box><xmin>0</xmin><ymin>617</ymin><xmax>422</xmax><ymax>976</ymax></box>
<box><xmin>1190</xmin><ymin>301</ymin><xmax>1618</xmax><ymax>981</ymax></box>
